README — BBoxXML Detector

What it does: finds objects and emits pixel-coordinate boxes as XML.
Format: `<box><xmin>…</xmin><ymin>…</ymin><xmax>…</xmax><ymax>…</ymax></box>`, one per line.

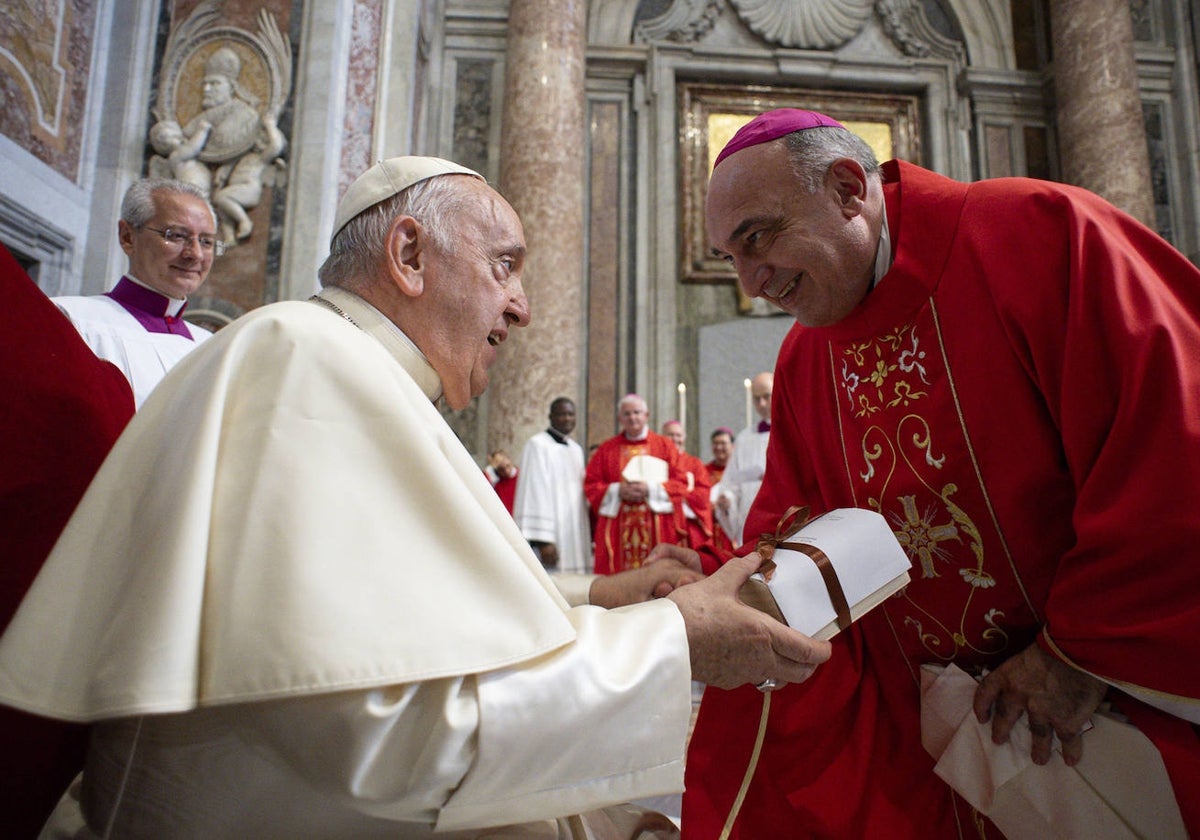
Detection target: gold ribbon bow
<box><xmin>752</xmin><ymin>505</ymin><xmax>852</xmax><ymax>634</ymax></box>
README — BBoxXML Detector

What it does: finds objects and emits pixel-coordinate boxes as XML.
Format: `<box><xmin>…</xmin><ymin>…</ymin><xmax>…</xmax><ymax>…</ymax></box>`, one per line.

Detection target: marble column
<box><xmin>1048</xmin><ymin>0</ymin><xmax>1155</xmax><ymax>226</ymax></box>
<box><xmin>488</xmin><ymin>0</ymin><xmax>588</xmax><ymax>454</ymax></box>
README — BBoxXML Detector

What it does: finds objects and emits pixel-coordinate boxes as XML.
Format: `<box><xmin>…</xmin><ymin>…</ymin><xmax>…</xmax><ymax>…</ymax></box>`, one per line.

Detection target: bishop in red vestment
<box><xmin>705</xmin><ymin>427</ymin><xmax>736</xmax><ymax>559</ymax></box>
<box><xmin>585</xmin><ymin>395</ymin><xmax>687</xmax><ymax>575</ymax></box>
<box><xmin>684</xmin><ymin>111</ymin><xmax>1200</xmax><ymax>838</ymax></box>
<box><xmin>660</xmin><ymin>420</ymin><xmax>715</xmax><ymax>551</ymax></box>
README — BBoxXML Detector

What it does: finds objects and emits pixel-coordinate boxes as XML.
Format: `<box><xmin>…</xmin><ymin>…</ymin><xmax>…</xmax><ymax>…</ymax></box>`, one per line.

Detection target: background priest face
<box><xmin>390</xmin><ymin>175</ymin><xmax>530</xmax><ymax>409</ymax></box>
<box><xmin>117</xmin><ymin>186</ymin><xmax>218</xmax><ymax>299</ymax></box>
<box><xmin>549</xmin><ymin>397</ymin><xmax>577</xmax><ymax>436</ymax></box>
<box><xmin>751</xmin><ymin>372</ymin><xmax>774</xmax><ymax>422</ymax></box>
<box><xmin>661</xmin><ymin>420</ymin><xmax>685</xmax><ymax>451</ymax></box>
<box><xmin>617</xmin><ymin>395</ymin><xmax>649</xmax><ymax>438</ymax></box>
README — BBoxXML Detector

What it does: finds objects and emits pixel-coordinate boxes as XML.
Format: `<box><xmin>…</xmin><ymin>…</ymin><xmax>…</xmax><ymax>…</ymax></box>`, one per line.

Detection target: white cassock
<box><xmin>714</xmin><ymin>424</ymin><xmax>770</xmax><ymax>546</ymax></box>
<box><xmin>513</xmin><ymin>430</ymin><xmax>591</xmax><ymax>574</ymax></box>
<box><xmin>0</xmin><ymin>286</ymin><xmax>690</xmax><ymax>839</ymax></box>
<box><xmin>54</xmin><ymin>290</ymin><xmax>211</xmax><ymax>407</ymax></box>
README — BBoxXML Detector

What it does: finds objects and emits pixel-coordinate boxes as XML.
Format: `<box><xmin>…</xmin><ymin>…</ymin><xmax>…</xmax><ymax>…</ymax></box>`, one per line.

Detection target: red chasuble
<box><xmin>683</xmin><ymin>161</ymin><xmax>1200</xmax><ymax>838</ymax></box>
<box><xmin>0</xmin><ymin>244</ymin><xmax>135</xmax><ymax>839</ymax></box>
<box><xmin>674</xmin><ymin>450</ymin><xmax>715</xmax><ymax>550</ymax></box>
<box><xmin>584</xmin><ymin>432</ymin><xmax>686</xmax><ymax>575</ymax></box>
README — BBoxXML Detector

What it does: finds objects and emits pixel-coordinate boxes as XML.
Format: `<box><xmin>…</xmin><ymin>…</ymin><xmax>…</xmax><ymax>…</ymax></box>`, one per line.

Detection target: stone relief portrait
<box><xmin>149</xmin><ymin>1</ymin><xmax>292</xmax><ymax>248</ymax></box>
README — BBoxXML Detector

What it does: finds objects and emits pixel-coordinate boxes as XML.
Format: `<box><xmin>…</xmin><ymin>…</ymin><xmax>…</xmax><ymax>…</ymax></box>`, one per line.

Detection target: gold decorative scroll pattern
<box><xmin>616</xmin><ymin>443</ymin><xmax>654</xmax><ymax>569</ymax></box>
<box><xmin>837</xmin><ymin>318</ymin><xmax>1012</xmax><ymax>662</ymax></box>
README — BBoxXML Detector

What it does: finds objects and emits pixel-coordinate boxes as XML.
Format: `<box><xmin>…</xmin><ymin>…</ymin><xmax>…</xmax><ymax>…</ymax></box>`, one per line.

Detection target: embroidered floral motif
<box><xmin>841</xmin><ymin>324</ymin><xmax>930</xmax><ymax>416</ymax></box>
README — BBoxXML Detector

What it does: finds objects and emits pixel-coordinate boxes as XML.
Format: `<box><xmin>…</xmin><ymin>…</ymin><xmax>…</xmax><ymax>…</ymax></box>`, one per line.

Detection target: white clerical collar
<box><xmin>313</xmin><ymin>286</ymin><xmax>444</xmax><ymax>403</ymax></box>
<box><xmin>126</xmin><ymin>273</ymin><xmax>188</xmax><ymax>316</ymax></box>
<box><xmin>624</xmin><ymin>429</ymin><xmax>649</xmax><ymax>442</ymax></box>
<box><xmin>871</xmin><ymin>205</ymin><xmax>893</xmax><ymax>290</ymax></box>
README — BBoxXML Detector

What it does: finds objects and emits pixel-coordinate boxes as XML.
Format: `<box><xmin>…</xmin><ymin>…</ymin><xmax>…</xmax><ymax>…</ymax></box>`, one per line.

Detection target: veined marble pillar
<box><xmin>1049</xmin><ymin>0</ymin><xmax>1154</xmax><ymax>226</ymax></box>
<box><xmin>488</xmin><ymin>0</ymin><xmax>587</xmax><ymax>455</ymax></box>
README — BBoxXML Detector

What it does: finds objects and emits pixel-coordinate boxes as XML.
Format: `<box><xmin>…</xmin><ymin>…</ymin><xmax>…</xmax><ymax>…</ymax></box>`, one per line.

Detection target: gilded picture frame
<box><xmin>679</xmin><ymin>83</ymin><xmax>923</xmax><ymax>289</ymax></box>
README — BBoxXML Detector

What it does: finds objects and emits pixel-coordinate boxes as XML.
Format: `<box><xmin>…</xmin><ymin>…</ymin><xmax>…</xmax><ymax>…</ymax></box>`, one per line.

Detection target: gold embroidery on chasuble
<box><xmin>618</xmin><ymin>442</ymin><xmax>653</xmax><ymax>569</ymax></box>
<box><xmin>832</xmin><ymin>304</ymin><xmax>1027</xmax><ymax>670</ymax></box>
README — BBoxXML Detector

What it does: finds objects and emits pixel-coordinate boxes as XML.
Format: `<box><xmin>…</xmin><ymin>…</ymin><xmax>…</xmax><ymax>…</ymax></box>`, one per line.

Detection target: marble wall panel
<box><xmin>586</xmin><ymin>99</ymin><xmax>622</xmax><ymax>448</ymax></box>
<box><xmin>339</xmin><ymin>0</ymin><xmax>382</xmax><ymax>197</ymax></box>
<box><xmin>0</xmin><ymin>0</ymin><xmax>98</xmax><ymax>182</ymax></box>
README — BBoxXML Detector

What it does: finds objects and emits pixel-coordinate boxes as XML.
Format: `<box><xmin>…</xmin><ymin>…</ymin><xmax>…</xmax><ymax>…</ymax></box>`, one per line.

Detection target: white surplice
<box><xmin>0</xmin><ymin>287</ymin><xmax>690</xmax><ymax>838</ymax></box>
<box><xmin>53</xmin><ymin>292</ymin><xmax>211</xmax><ymax>408</ymax></box>
<box><xmin>714</xmin><ymin>424</ymin><xmax>769</xmax><ymax>546</ymax></box>
<box><xmin>513</xmin><ymin>430</ymin><xmax>592</xmax><ymax>574</ymax></box>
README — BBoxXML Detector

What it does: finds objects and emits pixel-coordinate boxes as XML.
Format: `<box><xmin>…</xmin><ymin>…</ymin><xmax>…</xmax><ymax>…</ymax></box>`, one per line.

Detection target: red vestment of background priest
<box><xmin>683</xmin><ymin>161</ymin><xmax>1200</xmax><ymax>838</ymax></box>
<box><xmin>585</xmin><ymin>432</ymin><xmax>686</xmax><ymax>574</ymax></box>
<box><xmin>705</xmin><ymin>460</ymin><xmax>735</xmax><ymax>558</ymax></box>
<box><xmin>673</xmin><ymin>450</ymin><xmax>714</xmax><ymax>551</ymax></box>
<box><xmin>0</xmin><ymin>243</ymin><xmax>135</xmax><ymax>838</ymax></box>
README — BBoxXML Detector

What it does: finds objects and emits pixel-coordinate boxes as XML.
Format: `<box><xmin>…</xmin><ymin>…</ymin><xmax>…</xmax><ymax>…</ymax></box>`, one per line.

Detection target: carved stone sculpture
<box><xmin>148</xmin><ymin>1</ymin><xmax>292</xmax><ymax>248</ymax></box>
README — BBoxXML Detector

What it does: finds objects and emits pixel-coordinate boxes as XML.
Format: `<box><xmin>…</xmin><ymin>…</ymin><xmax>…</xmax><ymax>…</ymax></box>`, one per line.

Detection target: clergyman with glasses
<box><xmin>52</xmin><ymin>178</ymin><xmax>222</xmax><ymax>407</ymax></box>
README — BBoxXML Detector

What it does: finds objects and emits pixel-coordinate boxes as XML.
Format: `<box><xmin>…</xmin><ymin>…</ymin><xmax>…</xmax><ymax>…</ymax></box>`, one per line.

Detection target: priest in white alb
<box><xmin>513</xmin><ymin>396</ymin><xmax>592</xmax><ymax>574</ymax></box>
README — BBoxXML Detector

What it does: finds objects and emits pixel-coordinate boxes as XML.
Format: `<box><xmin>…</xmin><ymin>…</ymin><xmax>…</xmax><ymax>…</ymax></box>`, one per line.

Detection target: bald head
<box><xmin>751</xmin><ymin>372</ymin><xmax>773</xmax><ymax>423</ymax></box>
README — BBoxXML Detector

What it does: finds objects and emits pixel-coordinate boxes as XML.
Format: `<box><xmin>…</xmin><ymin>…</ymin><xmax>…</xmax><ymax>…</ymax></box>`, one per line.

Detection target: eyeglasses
<box><xmin>141</xmin><ymin>225</ymin><xmax>226</xmax><ymax>257</ymax></box>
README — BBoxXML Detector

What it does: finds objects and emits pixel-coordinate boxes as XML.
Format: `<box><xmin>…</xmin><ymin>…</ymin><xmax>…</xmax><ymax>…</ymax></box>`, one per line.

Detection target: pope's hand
<box><xmin>972</xmin><ymin>642</ymin><xmax>1107</xmax><ymax>766</ymax></box>
<box><xmin>589</xmin><ymin>558</ymin><xmax>703</xmax><ymax>608</ymax></box>
<box><xmin>667</xmin><ymin>551</ymin><xmax>831</xmax><ymax>690</ymax></box>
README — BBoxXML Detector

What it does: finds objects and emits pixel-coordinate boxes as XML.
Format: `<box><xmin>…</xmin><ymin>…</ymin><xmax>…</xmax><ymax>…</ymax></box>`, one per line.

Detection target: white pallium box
<box><xmin>739</xmin><ymin>507</ymin><xmax>912</xmax><ymax>641</ymax></box>
<box><xmin>621</xmin><ymin>454</ymin><xmax>668</xmax><ymax>485</ymax></box>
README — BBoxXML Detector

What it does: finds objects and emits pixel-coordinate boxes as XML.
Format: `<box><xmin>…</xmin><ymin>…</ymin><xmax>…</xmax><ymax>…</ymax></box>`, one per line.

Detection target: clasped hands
<box><xmin>618</xmin><ymin>480</ymin><xmax>649</xmax><ymax>503</ymax></box>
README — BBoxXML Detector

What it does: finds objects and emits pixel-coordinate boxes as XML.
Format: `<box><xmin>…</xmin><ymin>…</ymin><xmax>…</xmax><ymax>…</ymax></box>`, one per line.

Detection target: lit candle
<box><xmin>677</xmin><ymin>382</ymin><xmax>686</xmax><ymax>436</ymax></box>
<box><xmin>744</xmin><ymin>377</ymin><xmax>753</xmax><ymax>429</ymax></box>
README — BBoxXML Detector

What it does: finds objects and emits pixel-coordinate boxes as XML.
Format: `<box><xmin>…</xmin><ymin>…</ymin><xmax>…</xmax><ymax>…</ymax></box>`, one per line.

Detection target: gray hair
<box><xmin>618</xmin><ymin>393</ymin><xmax>647</xmax><ymax>413</ymax></box>
<box><xmin>120</xmin><ymin>178</ymin><xmax>216</xmax><ymax>228</ymax></box>
<box><xmin>782</xmin><ymin>126</ymin><xmax>881</xmax><ymax>193</ymax></box>
<box><xmin>318</xmin><ymin>176</ymin><xmax>467</xmax><ymax>289</ymax></box>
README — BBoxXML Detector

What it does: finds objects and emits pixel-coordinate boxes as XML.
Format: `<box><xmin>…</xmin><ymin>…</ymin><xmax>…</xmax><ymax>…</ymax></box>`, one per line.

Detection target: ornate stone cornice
<box><xmin>729</xmin><ymin>0</ymin><xmax>873</xmax><ymax>49</ymax></box>
<box><xmin>634</xmin><ymin>0</ymin><xmax>723</xmax><ymax>44</ymax></box>
<box><xmin>875</xmin><ymin>0</ymin><xmax>965</xmax><ymax>61</ymax></box>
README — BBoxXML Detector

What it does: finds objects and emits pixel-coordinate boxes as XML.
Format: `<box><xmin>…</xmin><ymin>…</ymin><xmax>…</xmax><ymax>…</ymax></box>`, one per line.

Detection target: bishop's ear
<box><xmin>385</xmin><ymin>215</ymin><xmax>425</xmax><ymax>297</ymax></box>
<box><xmin>829</xmin><ymin>159</ymin><xmax>868</xmax><ymax>217</ymax></box>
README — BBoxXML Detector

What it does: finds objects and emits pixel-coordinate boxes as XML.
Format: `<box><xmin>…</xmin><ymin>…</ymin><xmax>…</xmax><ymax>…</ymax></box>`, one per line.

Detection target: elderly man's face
<box><xmin>662</xmin><ymin>421</ymin><xmax>685</xmax><ymax>451</ymax></box>
<box><xmin>420</xmin><ymin>179</ymin><xmax>530</xmax><ymax>410</ymax></box>
<box><xmin>118</xmin><ymin>190</ymin><xmax>217</xmax><ymax>299</ymax></box>
<box><xmin>705</xmin><ymin>141</ymin><xmax>877</xmax><ymax>327</ymax></box>
<box><xmin>618</xmin><ymin>399</ymin><xmax>648</xmax><ymax>438</ymax></box>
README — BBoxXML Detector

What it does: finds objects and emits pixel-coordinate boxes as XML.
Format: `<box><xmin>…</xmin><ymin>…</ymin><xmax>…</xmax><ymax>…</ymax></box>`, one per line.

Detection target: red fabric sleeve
<box><xmin>0</xmin><ymin>244</ymin><xmax>135</xmax><ymax>840</ymax></box>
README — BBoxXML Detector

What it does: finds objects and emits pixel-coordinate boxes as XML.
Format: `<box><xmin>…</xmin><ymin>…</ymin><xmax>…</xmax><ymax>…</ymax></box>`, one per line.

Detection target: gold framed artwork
<box><xmin>679</xmin><ymin>83</ymin><xmax>923</xmax><ymax>289</ymax></box>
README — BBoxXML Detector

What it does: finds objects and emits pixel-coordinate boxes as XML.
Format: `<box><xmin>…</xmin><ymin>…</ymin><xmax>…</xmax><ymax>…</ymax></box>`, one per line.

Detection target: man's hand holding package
<box><xmin>973</xmin><ymin>642</ymin><xmax>1108</xmax><ymax>766</ymax></box>
<box><xmin>668</xmin><ymin>551</ymin><xmax>831</xmax><ymax>690</ymax></box>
